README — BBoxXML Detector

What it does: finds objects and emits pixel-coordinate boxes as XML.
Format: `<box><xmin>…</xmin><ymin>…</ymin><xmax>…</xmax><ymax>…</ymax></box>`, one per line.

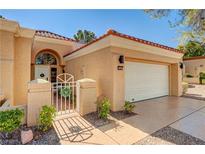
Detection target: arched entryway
<box><xmin>33</xmin><ymin>49</ymin><xmax>64</xmax><ymax>82</ymax></box>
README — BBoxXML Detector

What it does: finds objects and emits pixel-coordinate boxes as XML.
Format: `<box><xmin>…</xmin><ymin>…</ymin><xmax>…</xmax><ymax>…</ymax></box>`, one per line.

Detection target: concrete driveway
<box><xmin>53</xmin><ymin>96</ymin><xmax>205</xmax><ymax>145</ymax></box>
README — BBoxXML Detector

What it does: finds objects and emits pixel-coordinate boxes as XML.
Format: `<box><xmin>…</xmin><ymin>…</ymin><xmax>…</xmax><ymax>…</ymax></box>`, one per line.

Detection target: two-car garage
<box><xmin>125</xmin><ymin>60</ymin><xmax>169</xmax><ymax>102</ymax></box>
<box><xmin>64</xmin><ymin>29</ymin><xmax>184</xmax><ymax>111</ymax></box>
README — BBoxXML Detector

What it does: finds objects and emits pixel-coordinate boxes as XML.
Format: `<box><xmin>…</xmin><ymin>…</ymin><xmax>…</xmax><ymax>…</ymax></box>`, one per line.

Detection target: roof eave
<box><xmin>64</xmin><ymin>34</ymin><xmax>184</xmax><ymax>61</ymax></box>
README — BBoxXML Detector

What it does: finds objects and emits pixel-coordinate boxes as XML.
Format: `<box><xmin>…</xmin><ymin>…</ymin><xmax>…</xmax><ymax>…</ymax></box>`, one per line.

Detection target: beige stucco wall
<box><xmin>27</xmin><ymin>79</ymin><xmax>51</xmax><ymax>126</ymax></box>
<box><xmin>14</xmin><ymin>37</ymin><xmax>33</xmax><ymax>105</ymax></box>
<box><xmin>0</xmin><ymin>19</ymin><xmax>35</xmax><ymax>106</ymax></box>
<box><xmin>32</xmin><ymin>38</ymin><xmax>80</xmax><ymax>66</ymax></box>
<box><xmin>0</xmin><ymin>30</ymin><xmax>15</xmax><ymax>105</ymax></box>
<box><xmin>65</xmin><ymin>46</ymin><xmax>183</xmax><ymax>111</ymax></box>
<box><xmin>0</xmin><ymin>31</ymin><xmax>34</xmax><ymax>106</ymax></box>
<box><xmin>184</xmin><ymin>59</ymin><xmax>205</xmax><ymax>77</ymax></box>
<box><xmin>77</xmin><ymin>79</ymin><xmax>97</xmax><ymax>115</ymax></box>
<box><xmin>65</xmin><ymin>47</ymin><xmax>114</xmax><ymax>108</ymax></box>
<box><xmin>31</xmin><ymin>37</ymin><xmax>81</xmax><ymax>81</ymax></box>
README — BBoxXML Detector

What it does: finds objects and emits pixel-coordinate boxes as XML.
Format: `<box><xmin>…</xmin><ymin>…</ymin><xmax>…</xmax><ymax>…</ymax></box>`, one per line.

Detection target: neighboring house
<box><xmin>0</xmin><ymin>18</ymin><xmax>184</xmax><ymax>112</ymax></box>
<box><xmin>183</xmin><ymin>56</ymin><xmax>205</xmax><ymax>84</ymax></box>
<box><xmin>183</xmin><ymin>56</ymin><xmax>205</xmax><ymax>77</ymax></box>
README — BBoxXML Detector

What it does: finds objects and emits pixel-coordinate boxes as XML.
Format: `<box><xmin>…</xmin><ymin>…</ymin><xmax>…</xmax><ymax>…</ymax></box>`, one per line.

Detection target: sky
<box><xmin>0</xmin><ymin>9</ymin><xmax>182</xmax><ymax>48</ymax></box>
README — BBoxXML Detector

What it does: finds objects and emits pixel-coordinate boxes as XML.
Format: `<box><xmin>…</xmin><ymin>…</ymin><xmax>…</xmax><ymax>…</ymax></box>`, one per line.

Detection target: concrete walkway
<box><xmin>53</xmin><ymin>96</ymin><xmax>205</xmax><ymax>145</ymax></box>
<box><xmin>183</xmin><ymin>84</ymin><xmax>205</xmax><ymax>100</ymax></box>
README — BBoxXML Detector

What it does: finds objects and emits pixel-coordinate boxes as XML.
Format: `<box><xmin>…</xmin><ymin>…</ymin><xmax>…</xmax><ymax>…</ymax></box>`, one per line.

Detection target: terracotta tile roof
<box><xmin>183</xmin><ymin>56</ymin><xmax>205</xmax><ymax>61</ymax></box>
<box><xmin>35</xmin><ymin>30</ymin><xmax>77</xmax><ymax>42</ymax></box>
<box><xmin>64</xmin><ymin>29</ymin><xmax>184</xmax><ymax>57</ymax></box>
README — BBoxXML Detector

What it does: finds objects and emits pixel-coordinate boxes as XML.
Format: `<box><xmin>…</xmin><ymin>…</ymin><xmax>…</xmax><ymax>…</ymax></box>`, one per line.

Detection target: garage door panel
<box><xmin>125</xmin><ymin>61</ymin><xmax>169</xmax><ymax>102</ymax></box>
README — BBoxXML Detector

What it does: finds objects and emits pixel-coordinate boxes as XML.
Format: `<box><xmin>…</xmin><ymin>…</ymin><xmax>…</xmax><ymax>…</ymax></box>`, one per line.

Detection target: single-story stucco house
<box><xmin>0</xmin><ymin>18</ymin><xmax>184</xmax><ymax>111</ymax></box>
<box><xmin>0</xmin><ymin>18</ymin><xmax>82</xmax><ymax>106</ymax></box>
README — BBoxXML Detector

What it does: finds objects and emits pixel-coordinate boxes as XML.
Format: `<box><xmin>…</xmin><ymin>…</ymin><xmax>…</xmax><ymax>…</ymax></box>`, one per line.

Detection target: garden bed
<box><xmin>110</xmin><ymin>110</ymin><xmax>137</xmax><ymax>120</ymax></box>
<box><xmin>83</xmin><ymin>110</ymin><xmax>137</xmax><ymax>128</ymax></box>
<box><xmin>83</xmin><ymin>112</ymin><xmax>114</xmax><ymax>128</ymax></box>
<box><xmin>0</xmin><ymin>125</ymin><xmax>60</xmax><ymax>145</ymax></box>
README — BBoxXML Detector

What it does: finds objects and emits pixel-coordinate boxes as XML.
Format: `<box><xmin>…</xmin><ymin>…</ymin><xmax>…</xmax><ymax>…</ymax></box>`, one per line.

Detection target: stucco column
<box><xmin>76</xmin><ymin>78</ymin><xmax>97</xmax><ymax>116</ymax></box>
<box><xmin>0</xmin><ymin>31</ymin><xmax>15</xmax><ymax>105</ymax></box>
<box><xmin>27</xmin><ymin>79</ymin><xmax>51</xmax><ymax>126</ymax></box>
<box><xmin>112</xmin><ymin>54</ymin><xmax>125</xmax><ymax>111</ymax></box>
<box><xmin>170</xmin><ymin>63</ymin><xmax>183</xmax><ymax>96</ymax></box>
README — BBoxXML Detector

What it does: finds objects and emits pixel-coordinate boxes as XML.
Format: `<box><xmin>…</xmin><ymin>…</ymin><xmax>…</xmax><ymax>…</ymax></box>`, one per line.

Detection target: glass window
<box><xmin>35</xmin><ymin>53</ymin><xmax>57</xmax><ymax>65</ymax></box>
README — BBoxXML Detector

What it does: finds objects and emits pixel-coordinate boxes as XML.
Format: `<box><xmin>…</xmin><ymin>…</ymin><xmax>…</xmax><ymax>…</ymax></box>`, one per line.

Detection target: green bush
<box><xmin>124</xmin><ymin>101</ymin><xmax>135</xmax><ymax>113</ymax></box>
<box><xmin>199</xmin><ymin>72</ymin><xmax>205</xmax><ymax>84</ymax></box>
<box><xmin>39</xmin><ymin>105</ymin><xmax>56</xmax><ymax>132</ymax></box>
<box><xmin>0</xmin><ymin>108</ymin><xmax>24</xmax><ymax>133</ymax></box>
<box><xmin>98</xmin><ymin>98</ymin><xmax>111</xmax><ymax>119</ymax></box>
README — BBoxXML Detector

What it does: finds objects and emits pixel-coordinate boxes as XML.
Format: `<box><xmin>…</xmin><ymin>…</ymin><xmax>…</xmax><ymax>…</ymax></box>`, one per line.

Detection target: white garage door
<box><xmin>125</xmin><ymin>61</ymin><xmax>169</xmax><ymax>102</ymax></box>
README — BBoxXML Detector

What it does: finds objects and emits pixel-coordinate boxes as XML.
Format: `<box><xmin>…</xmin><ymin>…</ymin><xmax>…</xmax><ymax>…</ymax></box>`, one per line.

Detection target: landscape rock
<box><xmin>21</xmin><ymin>130</ymin><xmax>33</xmax><ymax>144</ymax></box>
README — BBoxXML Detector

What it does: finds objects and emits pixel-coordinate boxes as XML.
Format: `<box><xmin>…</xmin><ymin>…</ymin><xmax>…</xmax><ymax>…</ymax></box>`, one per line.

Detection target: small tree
<box><xmin>178</xmin><ymin>41</ymin><xmax>205</xmax><ymax>58</ymax></box>
<box><xmin>144</xmin><ymin>10</ymin><xmax>205</xmax><ymax>43</ymax></box>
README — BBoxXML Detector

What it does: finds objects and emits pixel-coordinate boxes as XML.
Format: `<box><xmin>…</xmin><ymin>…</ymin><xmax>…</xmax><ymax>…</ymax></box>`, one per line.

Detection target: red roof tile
<box><xmin>64</xmin><ymin>29</ymin><xmax>184</xmax><ymax>57</ymax></box>
<box><xmin>183</xmin><ymin>56</ymin><xmax>205</xmax><ymax>61</ymax></box>
<box><xmin>35</xmin><ymin>30</ymin><xmax>77</xmax><ymax>42</ymax></box>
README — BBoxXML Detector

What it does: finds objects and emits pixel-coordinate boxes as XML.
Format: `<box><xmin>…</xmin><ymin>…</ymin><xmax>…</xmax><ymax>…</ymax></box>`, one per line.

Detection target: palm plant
<box><xmin>73</xmin><ymin>30</ymin><xmax>96</xmax><ymax>43</ymax></box>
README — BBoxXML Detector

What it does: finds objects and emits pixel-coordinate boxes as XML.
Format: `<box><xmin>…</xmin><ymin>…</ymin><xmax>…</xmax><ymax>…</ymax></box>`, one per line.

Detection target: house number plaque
<box><xmin>117</xmin><ymin>66</ymin><xmax>123</xmax><ymax>70</ymax></box>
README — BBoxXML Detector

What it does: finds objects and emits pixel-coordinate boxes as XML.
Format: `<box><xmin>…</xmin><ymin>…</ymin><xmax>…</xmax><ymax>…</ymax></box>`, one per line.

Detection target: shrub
<box><xmin>182</xmin><ymin>82</ymin><xmax>188</xmax><ymax>94</ymax></box>
<box><xmin>199</xmin><ymin>72</ymin><xmax>205</xmax><ymax>84</ymax></box>
<box><xmin>98</xmin><ymin>98</ymin><xmax>111</xmax><ymax>119</ymax></box>
<box><xmin>0</xmin><ymin>108</ymin><xmax>24</xmax><ymax>133</ymax></box>
<box><xmin>124</xmin><ymin>101</ymin><xmax>135</xmax><ymax>113</ymax></box>
<box><xmin>39</xmin><ymin>105</ymin><xmax>56</xmax><ymax>132</ymax></box>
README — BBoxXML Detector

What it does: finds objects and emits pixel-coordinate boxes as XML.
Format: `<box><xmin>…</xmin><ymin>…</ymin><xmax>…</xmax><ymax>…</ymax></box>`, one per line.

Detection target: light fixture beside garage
<box><xmin>180</xmin><ymin>62</ymin><xmax>184</xmax><ymax>69</ymax></box>
<box><xmin>119</xmin><ymin>55</ymin><xmax>124</xmax><ymax>64</ymax></box>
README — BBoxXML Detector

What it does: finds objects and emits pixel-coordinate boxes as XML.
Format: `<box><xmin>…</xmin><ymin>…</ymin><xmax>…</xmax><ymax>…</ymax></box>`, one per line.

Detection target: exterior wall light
<box><xmin>180</xmin><ymin>62</ymin><xmax>184</xmax><ymax>69</ymax></box>
<box><xmin>119</xmin><ymin>55</ymin><xmax>124</xmax><ymax>64</ymax></box>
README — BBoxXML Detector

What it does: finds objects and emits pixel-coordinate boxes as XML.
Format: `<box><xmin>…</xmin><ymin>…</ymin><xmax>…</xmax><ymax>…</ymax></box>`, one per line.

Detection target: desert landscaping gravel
<box><xmin>0</xmin><ymin>126</ymin><xmax>60</xmax><ymax>145</ymax></box>
<box><xmin>135</xmin><ymin>126</ymin><xmax>205</xmax><ymax>145</ymax></box>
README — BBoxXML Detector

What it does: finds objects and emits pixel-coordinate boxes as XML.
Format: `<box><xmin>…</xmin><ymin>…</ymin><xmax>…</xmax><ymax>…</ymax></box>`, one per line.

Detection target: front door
<box><xmin>35</xmin><ymin>65</ymin><xmax>50</xmax><ymax>81</ymax></box>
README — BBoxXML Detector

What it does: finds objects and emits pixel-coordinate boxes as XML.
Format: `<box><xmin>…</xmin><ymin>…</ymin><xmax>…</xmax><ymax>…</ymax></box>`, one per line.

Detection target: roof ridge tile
<box><xmin>35</xmin><ymin>30</ymin><xmax>77</xmax><ymax>42</ymax></box>
<box><xmin>63</xmin><ymin>29</ymin><xmax>184</xmax><ymax>57</ymax></box>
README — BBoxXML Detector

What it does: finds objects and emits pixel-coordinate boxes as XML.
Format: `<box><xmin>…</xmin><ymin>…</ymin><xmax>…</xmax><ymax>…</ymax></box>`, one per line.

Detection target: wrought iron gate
<box><xmin>51</xmin><ymin>73</ymin><xmax>79</xmax><ymax>115</ymax></box>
